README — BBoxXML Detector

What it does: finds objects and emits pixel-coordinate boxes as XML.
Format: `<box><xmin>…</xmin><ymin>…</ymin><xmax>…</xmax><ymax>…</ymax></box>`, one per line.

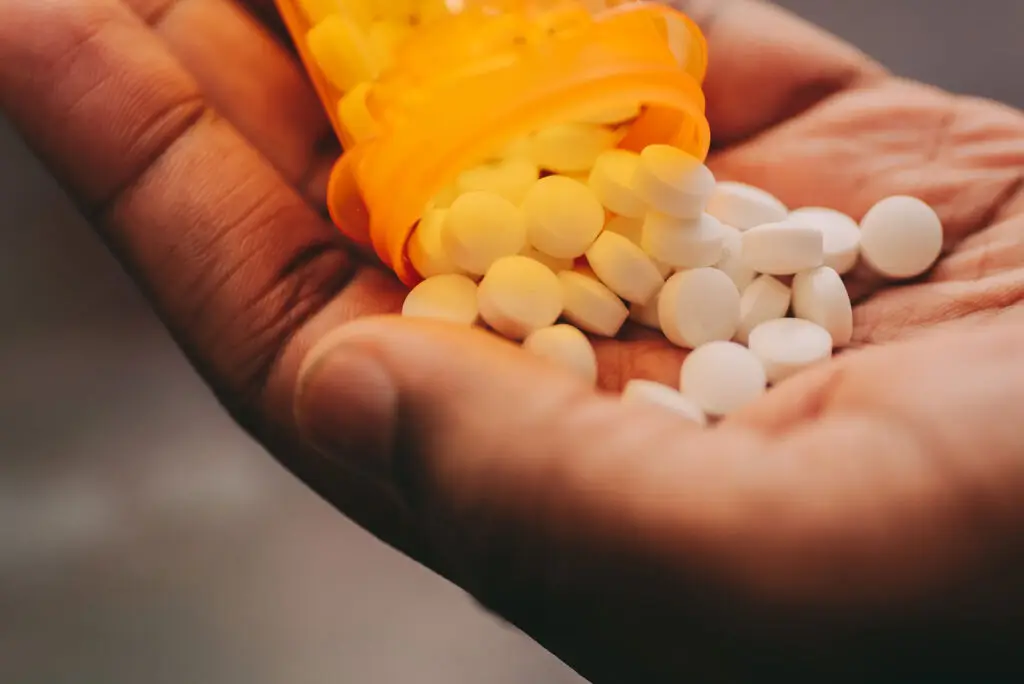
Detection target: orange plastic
<box><xmin>276</xmin><ymin>0</ymin><xmax>710</xmax><ymax>286</ymax></box>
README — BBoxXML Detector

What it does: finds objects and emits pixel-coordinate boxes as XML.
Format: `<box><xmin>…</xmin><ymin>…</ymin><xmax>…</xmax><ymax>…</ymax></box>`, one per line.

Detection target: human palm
<box><xmin>3</xmin><ymin>0</ymin><xmax>1023</xmax><ymax>681</ymax></box>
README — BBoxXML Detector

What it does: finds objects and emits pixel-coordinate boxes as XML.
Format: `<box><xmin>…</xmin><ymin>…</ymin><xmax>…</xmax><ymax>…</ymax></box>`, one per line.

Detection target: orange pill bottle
<box><xmin>276</xmin><ymin>0</ymin><xmax>709</xmax><ymax>285</ymax></box>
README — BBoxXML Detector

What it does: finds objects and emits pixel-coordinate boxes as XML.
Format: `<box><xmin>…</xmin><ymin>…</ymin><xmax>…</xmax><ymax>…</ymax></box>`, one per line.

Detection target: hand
<box><xmin>3</xmin><ymin>0</ymin><xmax>1023</xmax><ymax>681</ymax></box>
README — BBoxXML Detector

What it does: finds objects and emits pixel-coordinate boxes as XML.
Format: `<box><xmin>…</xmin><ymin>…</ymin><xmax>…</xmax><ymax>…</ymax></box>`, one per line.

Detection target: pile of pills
<box><xmin>402</xmin><ymin>135</ymin><xmax>945</xmax><ymax>426</ymax></box>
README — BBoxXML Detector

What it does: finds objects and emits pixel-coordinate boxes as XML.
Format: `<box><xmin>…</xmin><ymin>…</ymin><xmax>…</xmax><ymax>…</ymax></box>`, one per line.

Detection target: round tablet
<box><xmin>588</xmin><ymin>149</ymin><xmax>647</xmax><ymax>218</ymax></box>
<box><xmin>408</xmin><ymin>209</ymin><xmax>465</xmax><ymax>278</ymax></box>
<box><xmin>791</xmin><ymin>266</ymin><xmax>854</xmax><ymax>347</ymax></box>
<box><xmin>658</xmin><ymin>268</ymin><xmax>741</xmax><ymax>349</ymax></box>
<box><xmin>621</xmin><ymin>380</ymin><xmax>707</xmax><ymax>426</ymax></box>
<box><xmin>680</xmin><ymin>341</ymin><xmax>767</xmax><ymax>416</ymax></box>
<box><xmin>789</xmin><ymin>207</ymin><xmax>861</xmax><ymax>274</ymax></box>
<box><xmin>402</xmin><ymin>274</ymin><xmax>479</xmax><ymax>325</ymax></box>
<box><xmin>558</xmin><ymin>270</ymin><xmax>630</xmax><ymax>337</ymax></box>
<box><xmin>747</xmin><ymin>318</ymin><xmax>833</xmax><ymax>385</ymax></box>
<box><xmin>477</xmin><ymin>256</ymin><xmax>563</xmax><ymax>340</ymax></box>
<box><xmin>522</xmin><ymin>175</ymin><xmax>606</xmax><ymax>258</ymax></box>
<box><xmin>457</xmin><ymin>158</ymin><xmax>539</xmax><ymax>205</ymax></box>
<box><xmin>705</xmin><ymin>181</ymin><xmax>789</xmax><ymax>230</ymax></box>
<box><xmin>631</xmin><ymin>144</ymin><xmax>716</xmax><ymax>219</ymax></box>
<box><xmin>585</xmin><ymin>231</ymin><xmax>665</xmax><ymax>305</ymax></box>
<box><xmin>642</xmin><ymin>212</ymin><xmax>725</xmax><ymax>269</ymax></box>
<box><xmin>520</xmin><ymin>246</ymin><xmax>574</xmax><ymax>273</ymax></box>
<box><xmin>714</xmin><ymin>223</ymin><xmax>757</xmax><ymax>291</ymax></box>
<box><xmin>442</xmin><ymin>191</ymin><xmax>527</xmax><ymax>276</ymax></box>
<box><xmin>523</xmin><ymin>324</ymin><xmax>598</xmax><ymax>385</ymax></box>
<box><xmin>529</xmin><ymin>123</ymin><xmax>621</xmax><ymax>173</ymax></box>
<box><xmin>735</xmin><ymin>275</ymin><xmax>792</xmax><ymax>345</ymax></box>
<box><xmin>859</xmin><ymin>195</ymin><xmax>943</xmax><ymax>279</ymax></box>
<box><xmin>741</xmin><ymin>220</ymin><xmax>824</xmax><ymax>275</ymax></box>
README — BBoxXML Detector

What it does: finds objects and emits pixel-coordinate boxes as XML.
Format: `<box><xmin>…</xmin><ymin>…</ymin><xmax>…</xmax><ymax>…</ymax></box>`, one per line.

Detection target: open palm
<box><xmin>3</xmin><ymin>0</ymin><xmax>1023</xmax><ymax>681</ymax></box>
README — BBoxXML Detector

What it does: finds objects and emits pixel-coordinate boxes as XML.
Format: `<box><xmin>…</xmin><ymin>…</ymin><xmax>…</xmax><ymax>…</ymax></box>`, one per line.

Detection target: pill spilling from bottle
<box><xmin>401</xmin><ymin>136</ymin><xmax>944</xmax><ymax>424</ymax></box>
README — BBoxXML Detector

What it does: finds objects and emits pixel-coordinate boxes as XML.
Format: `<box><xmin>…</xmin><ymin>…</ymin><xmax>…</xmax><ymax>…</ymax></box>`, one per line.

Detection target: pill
<box><xmin>578</xmin><ymin>102</ymin><xmax>643</xmax><ymax>126</ymax></box>
<box><xmin>558</xmin><ymin>270</ymin><xmax>630</xmax><ymax>337</ymax></box>
<box><xmin>442</xmin><ymin>191</ymin><xmax>527</xmax><ymax>276</ymax></box>
<box><xmin>521</xmin><ymin>246</ymin><xmax>574</xmax><ymax>273</ymax></box>
<box><xmin>859</xmin><ymin>195</ymin><xmax>943</xmax><ymax>279</ymax></box>
<box><xmin>337</xmin><ymin>82</ymin><xmax>379</xmax><ymax>141</ymax></box>
<box><xmin>529</xmin><ymin>123</ymin><xmax>622</xmax><ymax>174</ymax></box>
<box><xmin>680</xmin><ymin>341</ymin><xmax>767</xmax><ymax>416</ymax></box>
<box><xmin>307</xmin><ymin>15</ymin><xmax>379</xmax><ymax>93</ymax></box>
<box><xmin>641</xmin><ymin>212</ymin><xmax>725</xmax><ymax>269</ymax></box>
<box><xmin>523</xmin><ymin>324</ymin><xmax>598</xmax><ymax>385</ymax></box>
<box><xmin>705</xmin><ymin>181</ymin><xmax>789</xmax><ymax>230</ymax></box>
<box><xmin>628</xmin><ymin>288</ymin><xmax>662</xmax><ymax>330</ymax></box>
<box><xmin>585</xmin><ymin>232</ymin><xmax>665</xmax><ymax>304</ymax></box>
<box><xmin>741</xmin><ymin>220</ymin><xmax>824</xmax><ymax>275</ymax></box>
<box><xmin>588</xmin><ymin>150</ymin><xmax>647</xmax><ymax>218</ymax></box>
<box><xmin>408</xmin><ymin>209</ymin><xmax>466</xmax><ymax>278</ymax></box>
<box><xmin>791</xmin><ymin>266</ymin><xmax>854</xmax><ymax>347</ymax></box>
<box><xmin>735</xmin><ymin>275</ymin><xmax>791</xmax><ymax>345</ymax></box>
<box><xmin>477</xmin><ymin>255</ymin><xmax>563</xmax><ymax>340</ymax></box>
<box><xmin>457</xmin><ymin>158</ymin><xmax>539</xmax><ymax>205</ymax></box>
<box><xmin>604</xmin><ymin>216</ymin><xmax>672</xmax><ymax>277</ymax></box>
<box><xmin>789</xmin><ymin>207</ymin><xmax>861</xmax><ymax>274</ymax></box>
<box><xmin>714</xmin><ymin>223</ymin><xmax>757</xmax><ymax>291</ymax></box>
<box><xmin>747</xmin><ymin>318</ymin><xmax>833</xmax><ymax>384</ymax></box>
<box><xmin>367</xmin><ymin>19</ymin><xmax>412</xmax><ymax>71</ymax></box>
<box><xmin>631</xmin><ymin>144</ymin><xmax>715</xmax><ymax>218</ymax></box>
<box><xmin>621</xmin><ymin>380</ymin><xmax>707</xmax><ymax>426</ymax></box>
<box><xmin>658</xmin><ymin>268</ymin><xmax>741</xmax><ymax>349</ymax></box>
<box><xmin>522</xmin><ymin>176</ymin><xmax>606</xmax><ymax>258</ymax></box>
<box><xmin>402</xmin><ymin>274</ymin><xmax>479</xmax><ymax>325</ymax></box>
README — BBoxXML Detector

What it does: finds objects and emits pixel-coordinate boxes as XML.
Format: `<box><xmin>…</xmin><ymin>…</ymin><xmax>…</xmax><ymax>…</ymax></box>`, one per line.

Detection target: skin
<box><xmin>2</xmin><ymin>0</ymin><xmax>1023</xmax><ymax>680</ymax></box>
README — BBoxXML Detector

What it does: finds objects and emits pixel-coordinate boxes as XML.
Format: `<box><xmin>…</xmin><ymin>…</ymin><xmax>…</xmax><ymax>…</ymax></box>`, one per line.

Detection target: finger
<box><xmin>294</xmin><ymin>317</ymin><xmax>1024</xmax><ymax>682</ymax></box>
<box><xmin>678</xmin><ymin>0</ymin><xmax>885</xmax><ymax>146</ymax></box>
<box><xmin>125</xmin><ymin>0</ymin><xmax>337</xmax><ymax>205</ymax></box>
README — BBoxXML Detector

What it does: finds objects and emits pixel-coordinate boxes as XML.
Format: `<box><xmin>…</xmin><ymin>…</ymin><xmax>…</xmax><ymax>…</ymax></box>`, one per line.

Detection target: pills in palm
<box><xmin>395</xmin><ymin>128</ymin><xmax>943</xmax><ymax>422</ymax></box>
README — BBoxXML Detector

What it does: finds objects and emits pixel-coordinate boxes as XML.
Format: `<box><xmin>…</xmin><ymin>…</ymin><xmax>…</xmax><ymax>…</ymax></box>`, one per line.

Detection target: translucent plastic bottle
<box><xmin>276</xmin><ymin>0</ymin><xmax>710</xmax><ymax>285</ymax></box>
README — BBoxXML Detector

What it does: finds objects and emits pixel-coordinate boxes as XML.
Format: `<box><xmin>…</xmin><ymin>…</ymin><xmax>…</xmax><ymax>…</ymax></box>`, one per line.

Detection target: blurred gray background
<box><xmin>2</xmin><ymin>1</ymin><xmax>1022</xmax><ymax>682</ymax></box>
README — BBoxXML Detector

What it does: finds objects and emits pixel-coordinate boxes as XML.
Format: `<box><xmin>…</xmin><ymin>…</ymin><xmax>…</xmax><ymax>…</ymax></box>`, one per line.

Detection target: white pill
<box><xmin>859</xmin><ymin>195</ymin><xmax>943</xmax><ymax>279</ymax></box>
<box><xmin>631</xmin><ymin>144</ymin><xmax>715</xmax><ymax>219</ymax></box>
<box><xmin>741</xmin><ymin>220</ymin><xmax>824</xmax><ymax>275</ymax></box>
<box><xmin>621</xmin><ymin>380</ymin><xmax>707</xmax><ymax>426</ymax></box>
<box><xmin>714</xmin><ymin>223</ymin><xmax>757</xmax><ymax>291</ymax></box>
<box><xmin>629</xmin><ymin>288</ymin><xmax>662</xmax><ymax>330</ymax></box>
<box><xmin>658</xmin><ymin>268</ymin><xmax>741</xmax><ymax>349</ymax></box>
<box><xmin>408</xmin><ymin>209</ymin><xmax>465</xmax><ymax>278</ymax></box>
<box><xmin>642</xmin><ymin>211</ymin><xmax>725</xmax><ymax>269</ymax></box>
<box><xmin>735</xmin><ymin>275</ymin><xmax>791</xmax><ymax>345</ymax></box>
<box><xmin>705</xmin><ymin>181</ymin><xmax>789</xmax><ymax>230</ymax></box>
<box><xmin>523</xmin><ymin>324</ymin><xmax>598</xmax><ymax>385</ymax></box>
<box><xmin>791</xmin><ymin>266</ymin><xmax>853</xmax><ymax>348</ymax></box>
<box><xmin>402</xmin><ymin>274</ymin><xmax>479</xmax><ymax>325</ymax></box>
<box><xmin>585</xmin><ymin>231</ymin><xmax>665</xmax><ymax>305</ymax></box>
<box><xmin>558</xmin><ymin>270</ymin><xmax>629</xmax><ymax>337</ymax></box>
<box><xmin>477</xmin><ymin>256</ymin><xmax>563</xmax><ymax>340</ymax></box>
<box><xmin>588</xmin><ymin>150</ymin><xmax>647</xmax><ymax>218</ymax></box>
<box><xmin>604</xmin><ymin>216</ymin><xmax>673</xmax><ymax>277</ymax></box>
<box><xmin>680</xmin><ymin>341</ymin><xmax>767</xmax><ymax>416</ymax></box>
<box><xmin>521</xmin><ymin>175</ymin><xmax>606</xmax><ymax>259</ymax></box>
<box><xmin>520</xmin><ymin>246</ymin><xmax>574</xmax><ymax>273</ymax></box>
<box><xmin>529</xmin><ymin>123</ymin><xmax>622</xmax><ymax>173</ymax></box>
<box><xmin>442</xmin><ymin>191</ymin><xmax>527</xmax><ymax>276</ymax></box>
<box><xmin>457</xmin><ymin>158</ymin><xmax>539</xmax><ymax>205</ymax></box>
<box><xmin>747</xmin><ymin>318</ymin><xmax>833</xmax><ymax>385</ymax></box>
<box><xmin>789</xmin><ymin>207</ymin><xmax>862</xmax><ymax>275</ymax></box>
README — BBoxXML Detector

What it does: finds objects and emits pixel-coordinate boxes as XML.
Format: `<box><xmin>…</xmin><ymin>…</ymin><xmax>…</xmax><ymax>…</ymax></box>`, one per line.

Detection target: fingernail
<box><xmin>295</xmin><ymin>339</ymin><xmax>397</xmax><ymax>476</ymax></box>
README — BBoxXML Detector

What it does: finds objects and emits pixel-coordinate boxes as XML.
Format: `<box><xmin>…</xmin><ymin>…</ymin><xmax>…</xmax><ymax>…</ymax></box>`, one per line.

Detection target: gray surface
<box><xmin>1</xmin><ymin>1</ymin><xmax>1022</xmax><ymax>682</ymax></box>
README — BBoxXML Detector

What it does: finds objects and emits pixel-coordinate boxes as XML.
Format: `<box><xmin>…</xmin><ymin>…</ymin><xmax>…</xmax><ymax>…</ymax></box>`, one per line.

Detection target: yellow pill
<box><xmin>578</xmin><ymin>102</ymin><xmax>642</xmax><ymax>126</ymax></box>
<box><xmin>477</xmin><ymin>256</ymin><xmax>563</xmax><ymax>341</ymax></box>
<box><xmin>408</xmin><ymin>209</ymin><xmax>465</xmax><ymax>279</ymax></box>
<box><xmin>367</xmin><ymin>19</ymin><xmax>412</xmax><ymax>71</ymax></box>
<box><xmin>528</xmin><ymin>123</ymin><xmax>622</xmax><ymax>174</ymax></box>
<box><xmin>520</xmin><ymin>246</ymin><xmax>574</xmax><ymax>274</ymax></box>
<box><xmin>402</xmin><ymin>274</ymin><xmax>479</xmax><ymax>326</ymax></box>
<box><xmin>441</xmin><ymin>191</ymin><xmax>528</xmax><ymax>276</ymax></box>
<box><xmin>588</xmin><ymin>149</ymin><xmax>646</xmax><ymax>218</ymax></box>
<box><xmin>457</xmin><ymin>158</ymin><xmax>539</xmax><ymax>205</ymax></box>
<box><xmin>307</xmin><ymin>15</ymin><xmax>379</xmax><ymax>93</ymax></box>
<box><xmin>337</xmin><ymin>82</ymin><xmax>379</xmax><ymax>141</ymax></box>
<box><xmin>521</xmin><ymin>176</ymin><xmax>605</xmax><ymax>259</ymax></box>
